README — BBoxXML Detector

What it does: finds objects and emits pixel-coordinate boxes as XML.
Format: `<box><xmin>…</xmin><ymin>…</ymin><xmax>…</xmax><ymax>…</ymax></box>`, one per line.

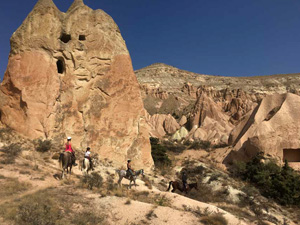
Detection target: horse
<box><xmin>59</xmin><ymin>152</ymin><xmax>73</xmax><ymax>179</ymax></box>
<box><xmin>81</xmin><ymin>158</ymin><xmax>91</xmax><ymax>175</ymax></box>
<box><xmin>167</xmin><ymin>181</ymin><xmax>198</xmax><ymax>193</ymax></box>
<box><xmin>115</xmin><ymin>169</ymin><xmax>144</xmax><ymax>189</ymax></box>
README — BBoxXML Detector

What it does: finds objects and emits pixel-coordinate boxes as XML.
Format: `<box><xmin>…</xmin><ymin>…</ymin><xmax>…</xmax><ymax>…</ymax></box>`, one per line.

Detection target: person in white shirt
<box><xmin>84</xmin><ymin>147</ymin><xmax>94</xmax><ymax>170</ymax></box>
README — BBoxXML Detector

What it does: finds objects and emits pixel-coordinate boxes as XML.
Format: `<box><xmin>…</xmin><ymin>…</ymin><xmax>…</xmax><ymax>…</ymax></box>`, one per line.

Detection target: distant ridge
<box><xmin>135</xmin><ymin>63</ymin><xmax>300</xmax><ymax>79</ymax></box>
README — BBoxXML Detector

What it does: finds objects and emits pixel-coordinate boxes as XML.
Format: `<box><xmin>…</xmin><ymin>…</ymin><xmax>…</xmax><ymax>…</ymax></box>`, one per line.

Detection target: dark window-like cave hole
<box><xmin>79</xmin><ymin>35</ymin><xmax>86</xmax><ymax>41</ymax></box>
<box><xmin>283</xmin><ymin>149</ymin><xmax>300</xmax><ymax>162</ymax></box>
<box><xmin>60</xmin><ymin>33</ymin><xmax>71</xmax><ymax>43</ymax></box>
<box><xmin>57</xmin><ymin>59</ymin><xmax>65</xmax><ymax>74</ymax></box>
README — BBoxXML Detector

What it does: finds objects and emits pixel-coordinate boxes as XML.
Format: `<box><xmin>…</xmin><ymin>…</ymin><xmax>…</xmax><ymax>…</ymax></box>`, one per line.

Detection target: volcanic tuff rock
<box><xmin>136</xmin><ymin>63</ymin><xmax>300</xmax><ymax>144</ymax></box>
<box><xmin>226</xmin><ymin>93</ymin><xmax>300</xmax><ymax>163</ymax></box>
<box><xmin>0</xmin><ymin>0</ymin><xmax>153</xmax><ymax>169</ymax></box>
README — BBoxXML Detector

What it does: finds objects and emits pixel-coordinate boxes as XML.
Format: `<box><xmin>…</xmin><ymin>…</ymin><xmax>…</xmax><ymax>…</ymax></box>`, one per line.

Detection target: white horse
<box><xmin>81</xmin><ymin>158</ymin><xmax>91</xmax><ymax>175</ymax></box>
<box><xmin>115</xmin><ymin>169</ymin><xmax>144</xmax><ymax>189</ymax></box>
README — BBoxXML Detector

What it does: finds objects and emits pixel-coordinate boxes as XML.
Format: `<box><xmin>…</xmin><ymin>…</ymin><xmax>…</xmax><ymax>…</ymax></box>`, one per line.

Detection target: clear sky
<box><xmin>0</xmin><ymin>0</ymin><xmax>299</xmax><ymax>79</ymax></box>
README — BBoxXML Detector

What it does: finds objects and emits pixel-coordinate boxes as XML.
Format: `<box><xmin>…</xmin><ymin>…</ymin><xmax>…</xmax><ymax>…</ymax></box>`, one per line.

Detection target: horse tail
<box><xmin>59</xmin><ymin>153</ymin><xmax>64</xmax><ymax>169</ymax></box>
<box><xmin>167</xmin><ymin>181</ymin><xmax>173</xmax><ymax>191</ymax></box>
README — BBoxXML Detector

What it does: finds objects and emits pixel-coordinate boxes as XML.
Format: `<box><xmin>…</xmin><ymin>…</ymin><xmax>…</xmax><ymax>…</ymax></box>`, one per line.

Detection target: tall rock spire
<box><xmin>33</xmin><ymin>0</ymin><xmax>58</xmax><ymax>10</ymax></box>
<box><xmin>67</xmin><ymin>0</ymin><xmax>85</xmax><ymax>13</ymax></box>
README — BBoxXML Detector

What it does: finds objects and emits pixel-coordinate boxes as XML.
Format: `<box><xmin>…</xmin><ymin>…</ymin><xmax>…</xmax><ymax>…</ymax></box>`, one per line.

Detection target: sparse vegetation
<box><xmin>188</xmin><ymin>140</ymin><xmax>211</xmax><ymax>151</ymax></box>
<box><xmin>72</xmin><ymin>211</ymin><xmax>106</xmax><ymax>225</ymax></box>
<box><xmin>0</xmin><ymin>188</ymin><xmax>108</xmax><ymax>225</ymax></box>
<box><xmin>230</xmin><ymin>152</ymin><xmax>300</xmax><ymax>206</ymax></box>
<box><xmin>142</xmin><ymin>176</ymin><xmax>153</xmax><ymax>189</ymax></box>
<box><xmin>200</xmin><ymin>213</ymin><xmax>228</xmax><ymax>225</ymax></box>
<box><xmin>80</xmin><ymin>172</ymin><xmax>103</xmax><ymax>190</ymax></box>
<box><xmin>146</xmin><ymin>208</ymin><xmax>157</xmax><ymax>220</ymax></box>
<box><xmin>150</xmin><ymin>137</ymin><xmax>171</xmax><ymax>167</ymax></box>
<box><xmin>0</xmin><ymin>143</ymin><xmax>22</xmax><ymax>164</ymax></box>
<box><xmin>0</xmin><ymin>177</ymin><xmax>31</xmax><ymax>197</ymax></box>
<box><xmin>36</xmin><ymin>139</ymin><xmax>52</xmax><ymax>152</ymax></box>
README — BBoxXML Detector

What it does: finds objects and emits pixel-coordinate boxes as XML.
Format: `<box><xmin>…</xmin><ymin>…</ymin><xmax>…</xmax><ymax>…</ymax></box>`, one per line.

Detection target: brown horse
<box><xmin>167</xmin><ymin>181</ymin><xmax>198</xmax><ymax>193</ymax></box>
<box><xmin>59</xmin><ymin>152</ymin><xmax>73</xmax><ymax>179</ymax></box>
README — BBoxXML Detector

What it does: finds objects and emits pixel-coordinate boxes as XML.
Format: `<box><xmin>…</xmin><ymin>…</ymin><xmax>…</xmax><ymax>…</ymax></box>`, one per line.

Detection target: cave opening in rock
<box><xmin>283</xmin><ymin>149</ymin><xmax>300</xmax><ymax>162</ymax></box>
<box><xmin>79</xmin><ymin>35</ymin><xmax>86</xmax><ymax>41</ymax></box>
<box><xmin>56</xmin><ymin>59</ymin><xmax>65</xmax><ymax>74</ymax></box>
<box><xmin>60</xmin><ymin>33</ymin><xmax>71</xmax><ymax>43</ymax></box>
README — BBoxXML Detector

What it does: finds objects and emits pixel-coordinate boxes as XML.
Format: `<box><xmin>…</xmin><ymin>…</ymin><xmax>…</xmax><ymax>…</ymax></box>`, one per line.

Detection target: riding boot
<box><xmin>90</xmin><ymin>159</ymin><xmax>94</xmax><ymax>170</ymax></box>
<box><xmin>72</xmin><ymin>153</ymin><xmax>77</xmax><ymax>166</ymax></box>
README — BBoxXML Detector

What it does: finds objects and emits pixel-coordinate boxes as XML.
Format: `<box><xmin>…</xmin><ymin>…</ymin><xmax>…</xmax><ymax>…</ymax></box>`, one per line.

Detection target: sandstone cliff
<box><xmin>226</xmin><ymin>93</ymin><xmax>300</xmax><ymax>163</ymax></box>
<box><xmin>0</xmin><ymin>0</ymin><xmax>153</xmax><ymax>169</ymax></box>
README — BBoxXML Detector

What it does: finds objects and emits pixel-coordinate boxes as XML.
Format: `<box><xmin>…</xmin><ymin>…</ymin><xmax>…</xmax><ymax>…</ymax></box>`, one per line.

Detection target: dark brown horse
<box><xmin>167</xmin><ymin>181</ymin><xmax>198</xmax><ymax>193</ymax></box>
<box><xmin>59</xmin><ymin>152</ymin><xmax>73</xmax><ymax>179</ymax></box>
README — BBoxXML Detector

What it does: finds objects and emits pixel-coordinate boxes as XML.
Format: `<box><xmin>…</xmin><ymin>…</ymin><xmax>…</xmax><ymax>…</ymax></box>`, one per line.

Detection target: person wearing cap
<box><xmin>65</xmin><ymin>137</ymin><xmax>77</xmax><ymax>166</ymax></box>
<box><xmin>127</xmin><ymin>159</ymin><xmax>135</xmax><ymax>177</ymax></box>
<box><xmin>84</xmin><ymin>147</ymin><xmax>94</xmax><ymax>171</ymax></box>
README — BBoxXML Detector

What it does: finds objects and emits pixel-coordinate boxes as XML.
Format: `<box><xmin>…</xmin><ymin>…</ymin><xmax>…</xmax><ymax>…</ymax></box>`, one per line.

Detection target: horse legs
<box><xmin>129</xmin><ymin>180</ymin><xmax>132</xmax><ymax>189</ymax></box>
<box><xmin>118</xmin><ymin>177</ymin><xmax>123</xmax><ymax>186</ymax></box>
<box><xmin>62</xmin><ymin>169</ymin><xmax>65</xmax><ymax>179</ymax></box>
<box><xmin>171</xmin><ymin>188</ymin><xmax>175</xmax><ymax>193</ymax></box>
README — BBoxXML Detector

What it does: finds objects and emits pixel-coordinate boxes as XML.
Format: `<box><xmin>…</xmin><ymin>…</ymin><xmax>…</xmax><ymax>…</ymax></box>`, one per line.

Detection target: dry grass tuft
<box><xmin>0</xmin><ymin>177</ymin><xmax>31</xmax><ymax>198</ymax></box>
<box><xmin>200</xmin><ymin>213</ymin><xmax>228</xmax><ymax>225</ymax></box>
<box><xmin>142</xmin><ymin>176</ymin><xmax>153</xmax><ymax>190</ymax></box>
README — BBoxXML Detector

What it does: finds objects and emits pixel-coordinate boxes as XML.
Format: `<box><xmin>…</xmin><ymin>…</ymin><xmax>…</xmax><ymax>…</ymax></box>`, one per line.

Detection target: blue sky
<box><xmin>0</xmin><ymin>0</ymin><xmax>299</xmax><ymax>78</ymax></box>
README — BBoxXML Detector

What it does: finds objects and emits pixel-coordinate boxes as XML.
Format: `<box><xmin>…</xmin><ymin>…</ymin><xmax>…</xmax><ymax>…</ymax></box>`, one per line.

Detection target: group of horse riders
<box><xmin>64</xmin><ymin>137</ymin><xmax>135</xmax><ymax>178</ymax></box>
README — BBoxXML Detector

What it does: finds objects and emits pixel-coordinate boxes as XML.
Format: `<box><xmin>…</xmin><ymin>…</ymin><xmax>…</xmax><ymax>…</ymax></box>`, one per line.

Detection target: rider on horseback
<box><xmin>84</xmin><ymin>147</ymin><xmax>94</xmax><ymax>171</ymax></box>
<box><xmin>65</xmin><ymin>137</ymin><xmax>77</xmax><ymax>166</ymax></box>
<box><xmin>127</xmin><ymin>159</ymin><xmax>135</xmax><ymax>178</ymax></box>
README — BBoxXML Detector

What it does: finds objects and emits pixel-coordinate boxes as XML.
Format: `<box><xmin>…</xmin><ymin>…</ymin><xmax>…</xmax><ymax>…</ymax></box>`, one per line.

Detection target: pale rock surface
<box><xmin>179</xmin><ymin>115</ymin><xmax>187</xmax><ymax>126</ymax></box>
<box><xmin>0</xmin><ymin>0</ymin><xmax>153</xmax><ymax>169</ymax></box>
<box><xmin>172</xmin><ymin>127</ymin><xmax>189</xmax><ymax>141</ymax></box>
<box><xmin>188</xmin><ymin>92</ymin><xmax>233</xmax><ymax>144</ymax></box>
<box><xmin>146</xmin><ymin>114</ymin><xmax>180</xmax><ymax>137</ymax></box>
<box><xmin>227</xmin><ymin>93</ymin><xmax>300</xmax><ymax>162</ymax></box>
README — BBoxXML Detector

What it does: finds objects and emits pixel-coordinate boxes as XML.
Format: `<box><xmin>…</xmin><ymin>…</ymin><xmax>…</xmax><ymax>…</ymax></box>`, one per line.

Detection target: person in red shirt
<box><xmin>65</xmin><ymin>137</ymin><xmax>77</xmax><ymax>166</ymax></box>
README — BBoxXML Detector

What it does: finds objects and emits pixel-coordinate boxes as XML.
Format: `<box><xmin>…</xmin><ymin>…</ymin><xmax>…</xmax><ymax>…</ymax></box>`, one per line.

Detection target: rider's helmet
<box><xmin>127</xmin><ymin>159</ymin><xmax>131</xmax><ymax>163</ymax></box>
<box><xmin>87</xmin><ymin>147</ymin><xmax>90</xmax><ymax>151</ymax></box>
<box><xmin>67</xmin><ymin>137</ymin><xmax>72</xmax><ymax>141</ymax></box>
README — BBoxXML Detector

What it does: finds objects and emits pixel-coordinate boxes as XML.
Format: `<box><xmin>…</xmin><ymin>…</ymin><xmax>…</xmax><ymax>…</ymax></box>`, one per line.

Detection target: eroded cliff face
<box><xmin>136</xmin><ymin>63</ymin><xmax>300</xmax><ymax>145</ymax></box>
<box><xmin>0</xmin><ymin>0</ymin><xmax>153</xmax><ymax>169</ymax></box>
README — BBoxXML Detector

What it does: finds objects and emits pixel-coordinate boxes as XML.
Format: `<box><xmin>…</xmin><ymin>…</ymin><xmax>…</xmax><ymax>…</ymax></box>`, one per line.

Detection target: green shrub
<box><xmin>36</xmin><ymin>139</ymin><xmax>52</xmax><ymax>152</ymax></box>
<box><xmin>189</xmin><ymin>140</ymin><xmax>211</xmax><ymax>151</ymax></box>
<box><xmin>150</xmin><ymin>138</ymin><xmax>171</xmax><ymax>167</ymax></box>
<box><xmin>161</xmin><ymin>140</ymin><xmax>186</xmax><ymax>153</ymax></box>
<box><xmin>230</xmin><ymin>153</ymin><xmax>300</xmax><ymax>206</ymax></box>
<box><xmin>16</xmin><ymin>200</ymin><xmax>61</xmax><ymax>225</ymax></box>
<box><xmin>0</xmin><ymin>143</ymin><xmax>22</xmax><ymax>164</ymax></box>
<box><xmin>80</xmin><ymin>172</ymin><xmax>103</xmax><ymax>190</ymax></box>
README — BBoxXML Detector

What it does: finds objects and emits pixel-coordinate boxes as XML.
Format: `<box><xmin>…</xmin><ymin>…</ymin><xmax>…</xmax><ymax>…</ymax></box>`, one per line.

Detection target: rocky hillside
<box><xmin>136</xmin><ymin>63</ymin><xmax>300</xmax><ymax>163</ymax></box>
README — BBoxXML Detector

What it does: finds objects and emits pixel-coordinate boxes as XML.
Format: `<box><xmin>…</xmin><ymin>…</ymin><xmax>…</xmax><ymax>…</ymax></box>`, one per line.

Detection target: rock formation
<box><xmin>226</xmin><ymin>93</ymin><xmax>300</xmax><ymax>163</ymax></box>
<box><xmin>136</xmin><ymin>63</ymin><xmax>300</xmax><ymax>145</ymax></box>
<box><xmin>0</xmin><ymin>0</ymin><xmax>153</xmax><ymax>169</ymax></box>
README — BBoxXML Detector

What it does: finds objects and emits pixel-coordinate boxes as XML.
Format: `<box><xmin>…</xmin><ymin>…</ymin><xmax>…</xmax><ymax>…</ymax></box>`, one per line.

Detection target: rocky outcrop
<box><xmin>0</xmin><ymin>0</ymin><xmax>153</xmax><ymax>169</ymax></box>
<box><xmin>227</xmin><ymin>93</ymin><xmax>300</xmax><ymax>162</ymax></box>
<box><xmin>136</xmin><ymin>63</ymin><xmax>300</xmax><ymax>124</ymax></box>
<box><xmin>187</xmin><ymin>92</ymin><xmax>233</xmax><ymax>144</ymax></box>
<box><xmin>146</xmin><ymin>114</ymin><xmax>180</xmax><ymax>138</ymax></box>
